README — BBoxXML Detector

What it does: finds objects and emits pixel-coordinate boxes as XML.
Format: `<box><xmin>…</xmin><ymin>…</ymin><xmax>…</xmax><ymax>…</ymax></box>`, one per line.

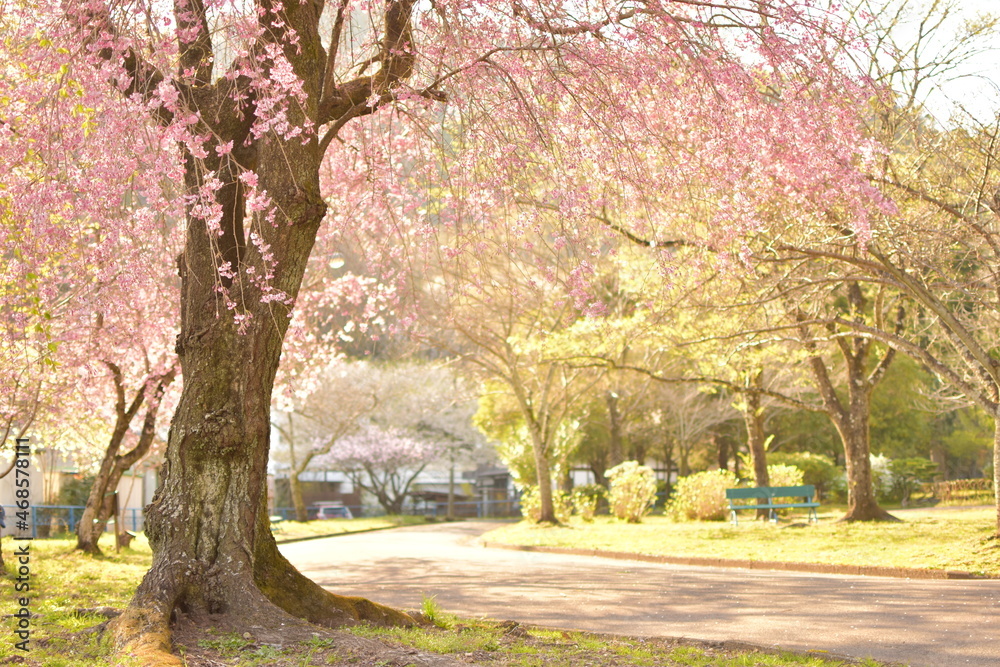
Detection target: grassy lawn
<box><xmin>483</xmin><ymin>507</ymin><xmax>1000</xmax><ymax>576</ymax></box>
<box><xmin>272</xmin><ymin>514</ymin><xmax>429</xmax><ymax>541</ymax></box>
<box><xmin>0</xmin><ymin>529</ymin><xmax>893</xmax><ymax>666</ymax></box>
<box><xmin>0</xmin><ymin>533</ymin><xmax>149</xmax><ymax>666</ymax></box>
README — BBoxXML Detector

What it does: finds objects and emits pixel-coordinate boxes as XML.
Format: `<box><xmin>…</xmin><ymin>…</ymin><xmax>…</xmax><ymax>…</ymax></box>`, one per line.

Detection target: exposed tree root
<box><xmin>838</xmin><ymin>506</ymin><xmax>901</xmax><ymax>522</ymax></box>
<box><xmin>109</xmin><ymin>536</ymin><xmax>414</xmax><ymax>664</ymax></box>
<box><xmin>254</xmin><ymin>537</ymin><xmax>415</xmax><ymax>628</ymax></box>
<box><xmin>110</xmin><ymin>596</ymin><xmax>181</xmax><ymax>667</ymax></box>
<box><xmin>111</xmin><ymin>594</ymin><xmax>426</xmax><ymax>667</ymax></box>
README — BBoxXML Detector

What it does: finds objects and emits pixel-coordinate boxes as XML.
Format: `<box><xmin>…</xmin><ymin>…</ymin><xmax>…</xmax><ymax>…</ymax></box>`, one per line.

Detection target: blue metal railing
<box><xmin>2</xmin><ymin>498</ymin><xmax>522</xmax><ymax>538</ymax></box>
<box><xmin>1</xmin><ymin>505</ymin><xmax>145</xmax><ymax>538</ymax></box>
<box><xmin>272</xmin><ymin>498</ymin><xmax>521</xmax><ymax>521</ymax></box>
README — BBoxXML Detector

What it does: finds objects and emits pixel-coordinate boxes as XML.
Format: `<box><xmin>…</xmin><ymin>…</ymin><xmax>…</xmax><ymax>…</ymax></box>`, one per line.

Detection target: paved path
<box><xmin>280</xmin><ymin>521</ymin><xmax>1000</xmax><ymax>667</ymax></box>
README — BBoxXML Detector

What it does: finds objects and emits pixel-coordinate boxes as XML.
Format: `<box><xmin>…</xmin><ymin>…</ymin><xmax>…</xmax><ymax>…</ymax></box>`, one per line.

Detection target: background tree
<box><xmin>73</xmin><ymin>257</ymin><xmax>180</xmax><ymax>553</ymax></box>
<box><xmin>314</xmin><ymin>424</ymin><xmax>443</xmax><ymax>514</ymax></box>
<box><xmin>277</xmin><ymin>360</ymin><xmax>482</xmax><ymax>517</ymax></box>
<box><xmin>767</xmin><ymin>0</ymin><xmax>1000</xmax><ymax>531</ymax></box>
<box><xmin>272</xmin><ymin>360</ymin><xmax>378</xmax><ymax>522</ymax></box>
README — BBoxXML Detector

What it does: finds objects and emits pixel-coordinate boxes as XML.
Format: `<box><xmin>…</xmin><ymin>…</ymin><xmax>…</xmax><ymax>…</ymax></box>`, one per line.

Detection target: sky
<box><xmin>906</xmin><ymin>0</ymin><xmax>1000</xmax><ymax>125</ymax></box>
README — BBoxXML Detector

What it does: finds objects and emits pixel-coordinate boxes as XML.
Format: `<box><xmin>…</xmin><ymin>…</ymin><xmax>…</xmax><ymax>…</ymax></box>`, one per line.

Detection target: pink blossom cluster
<box><xmin>312</xmin><ymin>423</ymin><xmax>444</xmax><ymax>471</ymax></box>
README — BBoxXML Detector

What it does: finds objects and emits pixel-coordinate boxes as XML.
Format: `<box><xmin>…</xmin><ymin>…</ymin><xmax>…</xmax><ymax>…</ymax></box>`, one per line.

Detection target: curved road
<box><xmin>280</xmin><ymin>521</ymin><xmax>1000</xmax><ymax>667</ymax></box>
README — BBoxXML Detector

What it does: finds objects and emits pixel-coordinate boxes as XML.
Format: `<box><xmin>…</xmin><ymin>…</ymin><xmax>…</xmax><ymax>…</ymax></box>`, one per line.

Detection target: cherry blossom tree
<box><xmin>72</xmin><ymin>275</ymin><xmax>180</xmax><ymax>554</ymax></box>
<box><xmin>1</xmin><ymin>0</ymin><xmax>184</xmax><ymax>563</ymax></box>
<box><xmin>6</xmin><ymin>0</ymin><xmax>894</xmax><ymax>660</ymax></box>
<box><xmin>313</xmin><ymin>423</ymin><xmax>443</xmax><ymax>514</ymax></box>
<box><xmin>272</xmin><ymin>360</ymin><xmax>376</xmax><ymax>522</ymax></box>
<box><xmin>273</xmin><ymin>358</ymin><xmax>481</xmax><ymax>518</ymax></box>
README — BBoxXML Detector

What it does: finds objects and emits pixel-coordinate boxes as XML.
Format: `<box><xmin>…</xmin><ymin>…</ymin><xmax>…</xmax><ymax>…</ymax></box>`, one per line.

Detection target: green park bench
<box><xmin>269</xmin><ymin>515</ymin><xmax>286</xmax><ymax>533</ymax></box>
<box><xmin>725</xmin><ymin>485</ymin><xmax>819</xmax><ymax>525</ymax></box>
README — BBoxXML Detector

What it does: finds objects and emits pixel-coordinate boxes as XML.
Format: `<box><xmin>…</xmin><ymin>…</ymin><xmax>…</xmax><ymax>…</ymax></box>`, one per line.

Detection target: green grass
<box><xmin>349</xmin><ymin>619</ymin><xmax>874</xmax><ymax>667</ymax></box>
<box><xmin>272</xmin><ymin>514</ymin><xmax>430</xmax><ymax>541</ymax></box>
<box><xmin>484</xmin><ymin>507</ymin><xmax>1000</xmax><ymax>576</ymax></box>
<box><xmin>0</xmin><ymin>533</ymin><xmax>148</xmax><ymax>666</ymax></box>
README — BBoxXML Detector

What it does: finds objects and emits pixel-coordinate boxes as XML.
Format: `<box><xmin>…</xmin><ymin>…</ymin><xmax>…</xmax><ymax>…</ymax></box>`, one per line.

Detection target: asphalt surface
<box><xmin>280</xmin><ymin>521</ymin><xmax>1000</xmax><ymax>667</ymax></box>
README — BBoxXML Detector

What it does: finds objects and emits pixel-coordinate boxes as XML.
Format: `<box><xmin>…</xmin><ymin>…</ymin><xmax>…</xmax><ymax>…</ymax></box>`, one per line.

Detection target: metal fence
<box><xmin>1</xmin><ymin>505</ymin><xmax>145</xmax><ymax>538</ymax></box>
<box><xmin>925</xmin><ymin>478</ymin><xmax>995</xmax><ymax>505</ymax></box>
<box><xmin>271</xmin><ymin>498</ymin><xmax>521</xmax><ymax>521</ymax></box>
<box><xmin>2</xmin><ymin>497</ymin><xmax>522</xmax><ymax>539</ymax></box>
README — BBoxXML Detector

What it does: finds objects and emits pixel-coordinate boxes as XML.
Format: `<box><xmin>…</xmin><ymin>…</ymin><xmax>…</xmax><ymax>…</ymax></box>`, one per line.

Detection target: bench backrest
<box><xmin>767</xmin><ymin>485</ymin><xmax>815</xmax><ymax>499</ymax></box>
<box><xmin>725</xmin><ymin>487</ymin><xmax>771</xmax><ymax>500</ymax></box>
<box><xmin>725</xmin><ymin>485</ymin><xmax>816</xmax><ymax>500</ymax></box>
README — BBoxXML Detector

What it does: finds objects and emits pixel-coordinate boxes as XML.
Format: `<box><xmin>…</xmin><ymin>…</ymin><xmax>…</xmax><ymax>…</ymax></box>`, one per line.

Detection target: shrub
<box><xmin>606</xmin><ymin>461</ymin><xmax>658</xmax><ymax>523</ymax></box>
<box><xmin>57</xmin><ymin>475</ymin><xmax>95</xmax><ymax>506</ymax></box>
<box><xmin>870</xmin><ymin>454</ymin><xmax>896</xmax><ymax>502</ymax></box>
<box><xmin>747</xmin><ymin>463</ymin><xmax>805</xmax><ymax>488</ymax></box>
<box><xmin>766</xmin><ymin>452</ymin><xmax>840</xmax><ymax>498</ymax></box>
<box><xmin>668</xmin><ymin>469</ymin><xmax>739</xmax><ymax>521</ymax></box>
<box><xmin>519</xmin><ymin>486</ymin><xmax>572</xmax><ymax>523</ymax></box>
<box><xmin>889</xmin><ymin>457</ymin><xmax>938</xmax><ymax>503</ymax></box>
<box><xmin>571</xmin><ymin>484</ymin><xmax>606</xmax><ymax>522</ymax></box>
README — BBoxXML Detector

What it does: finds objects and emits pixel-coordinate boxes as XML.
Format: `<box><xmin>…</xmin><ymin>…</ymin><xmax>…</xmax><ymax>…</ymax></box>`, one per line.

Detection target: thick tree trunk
<box><xmin>606</xmin><ymin>391</ymin><xmax>624</xmax><ymax>468</ymax></box>
<box><xmin>111</xmin><ymin>301</ymin><xmax>411</xmax><ymax>663</ymax></box>
<box><xmin>744</xmin><ymin>388</ymin><xmax>770</xmax><ymax>521</ymax></box>
<box><xmin>993</xmin><ymin>416</ymin><xmax>1000</xmax><ymax>537</ymax></box>
<box><xmin>531</xmin><ymin>439</ymin><xmax>557</xmax><ymax>523</ymax></box>
<box><xmin>289</xmin><ymin>473</ymin><xmax>308</xmax><ymax>522</ymax></box>
<box><xmin>76</xmin><ymin>0</ymin><xmax>427</xmax><ymax>658</ymax></box>
<box><xmin>833</xmin><ymin>388</ymin><xmax>897</xmax><ymax>522</ymax></box>
<box><xmin>110</xmin><ymin>142</ymin><xmax>411</xmax><ymax>663</ymax></box>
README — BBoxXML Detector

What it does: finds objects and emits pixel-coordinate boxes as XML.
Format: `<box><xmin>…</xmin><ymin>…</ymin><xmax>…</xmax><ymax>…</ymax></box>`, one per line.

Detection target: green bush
<box><xmin>519</xmin><ymin>486</ymin><xmax>572</xmax><ymax>523</ymax></box>
<box><xmin>747</xmin><ymin>463</ymin><xmax>804</xmax><ymax>488</ymax></box>
<box><xmin>767</xmin><ymin>452</ymin><xmax>841</xmax><ymax>499</ymax></box>
<box><xmin>606</xmin><ymin>461</ymin><xmax>658</xmax><ymax>523</ymax></box>
<box><xmin>571</xmin><ymin>484</ymin><xmax>605</xmax><ymax>522</ymax></box>
<box><xmin>57</xmin><ymin>475</ymin><xmax>95</xmax><ymax>506</ymax></box>
<box><xmin>870</xmin><ymin>454</ymin><xmax>895</xmax><ymax>502</ymax></box>
<box><xmin>668</xmin><ymin>469</ymin><xmax>739</xmax><ymax>521</ymax></box>
<box><xmin>888</xmin><ymin>457</ymin><xmax>938</xmax><ymax>504</ymax></box>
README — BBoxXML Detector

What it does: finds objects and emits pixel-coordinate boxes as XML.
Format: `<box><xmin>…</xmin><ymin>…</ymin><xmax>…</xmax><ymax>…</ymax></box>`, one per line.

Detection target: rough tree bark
<box><xmin>743</xmin><ymin>371</ymin><xmax>771</xmax><ymax>521</ymax></box>
<box><xmin>282</xmin><ymin>414</ymin><xmax>311</xmax><ymax>523</ymax></box>
<box><xmin>798</xmin><ymin>283</ymin><xmax>901</xmax><ymax>522</ymax></box>
<box><xmin>606</xmin><ymin>390</ymin><xmax>625</xmax><ymax>468</ymax></box>
<box><xmin>76</xmin><ymin>364</ymin><xmax>175</xmax><ymax>555</ymax></box>
<box><xmin>288</xmin><ymin>473</ymin><xmax>309</xmax><ymax>523</ymax></box>
<box><xmin>994</xmin><ymin>417</ymin><xmax>1000</xmax><ymax>537</ymax></box>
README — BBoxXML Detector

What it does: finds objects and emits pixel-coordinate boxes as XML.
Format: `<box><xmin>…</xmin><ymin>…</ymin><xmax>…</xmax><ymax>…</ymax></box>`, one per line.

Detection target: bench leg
<box><xmin>730</xmin><ymin>510</ymin><xmax>738</xmax><ymax>526</ymax></box>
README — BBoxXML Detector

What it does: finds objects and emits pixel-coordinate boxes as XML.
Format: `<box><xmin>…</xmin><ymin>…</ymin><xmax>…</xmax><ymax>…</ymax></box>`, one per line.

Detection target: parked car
<box><xmin>313</xmin><ymin>502</ymin><xmax>353</xmax><ymax>520</ymax></box>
